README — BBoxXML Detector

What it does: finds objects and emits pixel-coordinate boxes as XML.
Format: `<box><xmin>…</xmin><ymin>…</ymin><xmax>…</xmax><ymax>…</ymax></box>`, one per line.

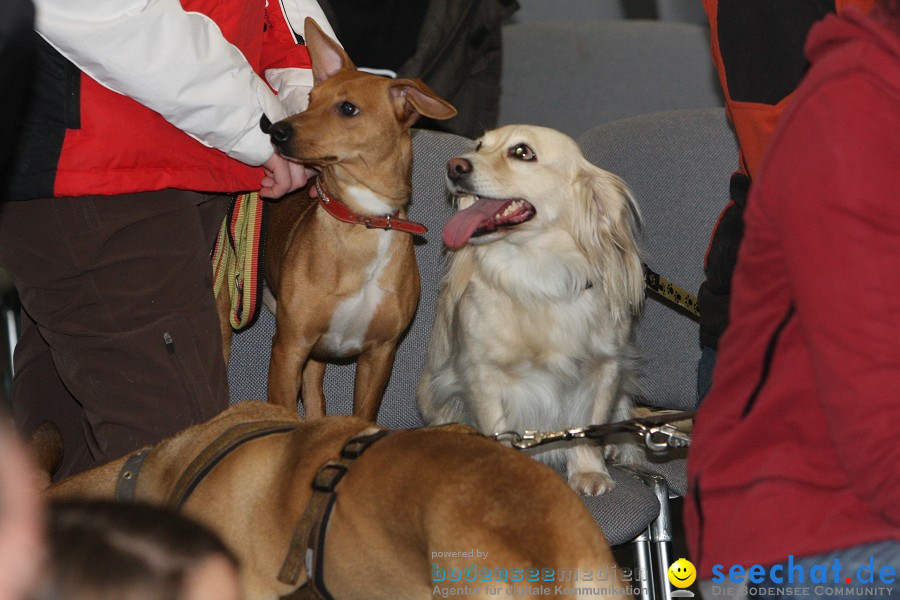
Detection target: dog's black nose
<box><xmin>269</xmin><ymin>122</ymin><xmax>294</xmax><ymax>145</ymax></box>
<box><xmin>447</xmin><ymin>157</ymin><xmax>472</xmax><ymax>181</ymax></box>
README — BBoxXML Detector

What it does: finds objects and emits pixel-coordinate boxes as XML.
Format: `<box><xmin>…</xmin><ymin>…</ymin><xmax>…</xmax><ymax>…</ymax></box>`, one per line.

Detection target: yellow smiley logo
<box><xmin>667</xmin><ymin>558</ymin><xmax>697</xmax><ymax>588</ymax></box>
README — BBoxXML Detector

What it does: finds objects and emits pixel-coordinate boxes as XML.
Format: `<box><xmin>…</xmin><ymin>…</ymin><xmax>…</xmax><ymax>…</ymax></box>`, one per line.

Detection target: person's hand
<box><xmin>259</xmin><ymin>153</ymin><xmax>317</xmax><ymax>199</ymax></box>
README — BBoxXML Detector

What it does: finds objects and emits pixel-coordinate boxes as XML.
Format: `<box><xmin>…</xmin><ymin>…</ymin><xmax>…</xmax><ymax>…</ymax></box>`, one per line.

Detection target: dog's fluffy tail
<box><xmin>29</xmin><ymin>421</ymin><xmax>63</xmax><ymax>489</ymax></box>
<box><xmin>603</xmin><ymin>345</ymin><xmax>645</xmax><ymax>468</ymax></box>
<box><xmin>417</xmin><ymin>373</ymin><xmax>471</xmax><ymax>426</ymax></box>
<box><xmin>419</xmin><ymin>382</ymin><xmax>474</xmax><ymax>426</ymax></box>
<box><xmin>416</xmin><ymin>263</ymin><xmax>475</xmax><ymax>427</ymax></box>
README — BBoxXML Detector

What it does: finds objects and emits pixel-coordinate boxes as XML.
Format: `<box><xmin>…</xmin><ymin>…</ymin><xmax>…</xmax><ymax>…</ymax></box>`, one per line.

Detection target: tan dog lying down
<box><xmin>41</xmin><ymin>402</ymin><xmax>625</xmax><ymax>599</ymax></box>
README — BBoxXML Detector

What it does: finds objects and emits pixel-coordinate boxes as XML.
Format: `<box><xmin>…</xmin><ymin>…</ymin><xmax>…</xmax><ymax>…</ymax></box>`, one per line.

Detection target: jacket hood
<box><xmin>806</xmin><ymin>8</ymin><xmax>900</xmax><ymax>93</ymax></box>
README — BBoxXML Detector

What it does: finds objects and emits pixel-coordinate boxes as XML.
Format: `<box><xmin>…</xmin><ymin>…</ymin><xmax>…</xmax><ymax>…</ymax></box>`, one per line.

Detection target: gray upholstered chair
<box><xmin>509</xmin><ymin>0</ymin><xmax>628</xmax><ymax>23</ymax></box>
<box><xmin>655</xmin><ymin>0</ymin><xmax>708</xmax><ymax>25</ymax></box>
<box><xmin>580</xmin><ymin>107</ymin><xmax>738</xmax><ymax>417</ymax></box>
<box><xmin>510</xmin><ymin>0</ymin><xmax>707</xmax><ymax>24</ymax></box>
<box><xmin>578</xmin><ymin>107</ymin><xmax>740</xmax><ymax>599</ymax></box>
<box><xmin>498</xmin><ymin>20</ymin><xmax>722</xmax><ymax>138</ymax></box>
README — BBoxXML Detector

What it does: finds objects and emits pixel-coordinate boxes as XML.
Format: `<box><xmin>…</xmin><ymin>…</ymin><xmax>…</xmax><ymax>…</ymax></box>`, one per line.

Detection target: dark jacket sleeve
<box><xmin>397</xmin><ymin>0</ymin><xmax>519</xmax><ymax>139</ymax></box>
<box><xmin>0</xmin><ymin>0</ymin><xmax>35</xmax><ymax>171</ymax></box>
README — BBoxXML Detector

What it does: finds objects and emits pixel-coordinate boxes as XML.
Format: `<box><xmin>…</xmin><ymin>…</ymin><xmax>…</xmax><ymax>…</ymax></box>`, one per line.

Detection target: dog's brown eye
<box><xmin>509</xmin><ymin>143</ymin><xmax>536</xmax><ymax>161</ymax></box>
<box><xmin>475</xmin><ymin>141</ymin><xmax>483</xmax><ymax>151</ymax></box>
<box><xmin>338</xmin><ymin>101</ymin><xmax>359</xmax><ymax>116</ymax></box>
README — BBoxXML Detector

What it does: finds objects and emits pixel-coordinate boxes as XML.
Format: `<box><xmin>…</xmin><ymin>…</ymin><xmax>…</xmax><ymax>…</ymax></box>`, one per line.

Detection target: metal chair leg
<box><xmin>1</xmin><ymin>299</ymin><xmax>19</xmax><ymax>410</ymax></box>
<box><xmin>4</xmin><ymin>306</ymin><xmax>17</xmax><ymax>372</ymax></box>
<box><xmin>646</xmin><ymin>474</ymin><xmax>674</xmax><ymax>600</ymax></box>
<box><xmin>632</xmin><ymin>527</ymin><xmax>655</xmax><ymax>600</ymax></box>
<box><xmin>625</xmin><ymin>469</ymin><xmax>678</xmax><ymax>600</ymax></box>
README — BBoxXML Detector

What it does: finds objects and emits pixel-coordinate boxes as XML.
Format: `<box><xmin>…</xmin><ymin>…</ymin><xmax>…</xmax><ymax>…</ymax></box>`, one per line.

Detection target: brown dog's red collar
<box><xmin>315</xmin><ymin>179</ymin><xmax>427</xmax><ymax>235</ymax></box>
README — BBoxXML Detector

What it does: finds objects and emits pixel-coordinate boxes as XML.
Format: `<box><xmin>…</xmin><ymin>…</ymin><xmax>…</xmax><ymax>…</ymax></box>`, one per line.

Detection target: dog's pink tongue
<box><xmin>443</xmin><ymin>198</ymin><xmax>510</xmax><ymax>250</ymax></box>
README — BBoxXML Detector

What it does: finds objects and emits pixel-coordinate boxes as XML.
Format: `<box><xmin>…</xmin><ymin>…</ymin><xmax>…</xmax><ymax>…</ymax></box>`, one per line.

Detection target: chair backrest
<box><xmin>509</xmin><ymin>0</ymin><xmax>627</xmax><ymax>23</ymax></box>
<box><xmin>227</xmin><ymin>129</ymin><xmax>474</xmax><ymax>428</ymax></box>
<box><xmin>498</xmin><ymin>20</ymin><xmax>722</xmax><ymax>138</ymax></box>
<box><xmin>655</xmin><ymin>0</ymin><xmax>708</xmax><ymax>24</ymax></box>
<box><xmin>511</xmin><ymin>0</ymin><xmax>707</xmax><ymax>24</ymax></box>
<box><xmin>578</xmin><ymin>107</ymin><xmax>739</xmax><ymax>410</ymax></box>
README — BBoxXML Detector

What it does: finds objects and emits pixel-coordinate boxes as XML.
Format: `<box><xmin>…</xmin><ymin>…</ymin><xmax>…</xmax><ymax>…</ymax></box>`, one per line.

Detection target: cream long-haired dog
<box><xmin>417</xmin><ymin>125</ymin><xmax>644</xmax><ymax>496</ymax></box>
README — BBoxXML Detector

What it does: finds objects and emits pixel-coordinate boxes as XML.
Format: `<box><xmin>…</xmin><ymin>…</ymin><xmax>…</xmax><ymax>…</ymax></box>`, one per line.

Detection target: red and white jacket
<box><xmin>8</xmin><ymin>0</ymin><xmax>334</xmax><ymax>199</ymax></box>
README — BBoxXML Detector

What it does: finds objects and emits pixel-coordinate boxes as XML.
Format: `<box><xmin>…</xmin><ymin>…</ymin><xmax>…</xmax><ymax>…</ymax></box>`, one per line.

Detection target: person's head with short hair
<box><xmin>32</xmin><ymin>499</ymin><xmax>242</xmax><ymax>600</ymax></box>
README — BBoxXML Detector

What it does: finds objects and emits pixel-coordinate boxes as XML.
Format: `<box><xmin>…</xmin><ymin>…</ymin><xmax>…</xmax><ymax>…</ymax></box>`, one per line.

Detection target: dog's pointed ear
<box><xmin>389</xmin><ymin>78</ymin><xmax>458</xmax><ymax>128</ymax></box>
<box><xmin>304</xmin><ymin>18</ymin><xmax>355</xmax><ymax>84</ymax></box>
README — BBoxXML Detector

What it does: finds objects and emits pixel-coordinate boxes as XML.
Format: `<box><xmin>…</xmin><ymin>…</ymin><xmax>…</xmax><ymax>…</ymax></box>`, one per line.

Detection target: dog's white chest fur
<box><xmin>418</xmin><ymin>237</ymin><xmax>641</xmax><ymax>496</ymax></box>
<box><xmin>461</xmin><ymin>269</ymin><xmax>620</xmax><ymax>428</ymax></box>
<box><xmin>321</xmin><ymin>186</ymin><xmax>396</xmax><ymax>356</ymax></box>
<box><xmin>321</xmin><ymin>231</ymin><xmax>392</xmax><ymax>355</ymax></box>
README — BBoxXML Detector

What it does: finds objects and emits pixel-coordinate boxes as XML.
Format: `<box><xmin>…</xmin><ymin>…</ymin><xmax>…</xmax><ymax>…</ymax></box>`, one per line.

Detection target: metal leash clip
<box><xmin>492</xmin><ymin>411</ymin><xmax>694</xmax><ymax>451</ymax></box>
<box><xmin>635</xmin><ymin>422</ymin><xmax>692</xmax><ymax>451</ymax></box>
<box><xmin>493</xmin><ymin>427</ymin><xmax>589</xmax><ymax>450</ymax></box>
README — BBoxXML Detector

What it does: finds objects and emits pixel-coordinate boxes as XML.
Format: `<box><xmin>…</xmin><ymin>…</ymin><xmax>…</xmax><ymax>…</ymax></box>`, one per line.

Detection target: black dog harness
<box><xmin>114</xmin><ymin>422</ymin><xmax>391</xmax><ymax>600</ymax></box>
<box><xmin>166</xmin><ymin>420</ymin><xmax>299</xmax><ymax>509</ymax></box>
<box><xmin>277</xmin><ymin>428</ymin><xmax>393</xmax><ymax>599</ymax></box>
<box><xmin>115</xmin><ymin>419</ymin><xmax>299</xmax><ymax>503</ymax></box>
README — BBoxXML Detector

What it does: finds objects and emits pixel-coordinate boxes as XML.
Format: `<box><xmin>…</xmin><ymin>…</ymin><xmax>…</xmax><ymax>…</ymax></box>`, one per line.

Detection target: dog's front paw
<box><xmin>568</xmin><ymin>471</ymin><xmax>616</xmax><ymax>496</ymax></box>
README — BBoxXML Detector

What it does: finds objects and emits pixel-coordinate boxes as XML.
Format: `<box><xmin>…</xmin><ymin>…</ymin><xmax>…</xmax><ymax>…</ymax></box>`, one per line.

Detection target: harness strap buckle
<box><xmin>278</xmin><ymin>428</ymin><xmax>393</xmax><ymax>593</ymax></box>
<box><xmin>312</xmin><ymin>463</ymin><xmax>348</xmax><ymax>493</ymax></box>
<box><xmin>116</xmin><ymin>448</ymin><xmax>152</xmax><ymax>502</ymax></box>
<box><xmin>340</xmin><ymin>429</ymin><xmax>391</xmax><ymax>459</ymax></box>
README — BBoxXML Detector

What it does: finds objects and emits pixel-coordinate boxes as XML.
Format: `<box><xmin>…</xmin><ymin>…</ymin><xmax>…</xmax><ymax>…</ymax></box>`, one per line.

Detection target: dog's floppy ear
<box><xmin>575</xmin><ymin>161</ymin><xmax>645</xmax><ymax>317</ymax></box>
<box><xmin>389</xmin><ymin>78</ymin><xmax>458</xmax><ymax>128</ymax></box>
<box><xmin>304</xmin><ymin>18</ymin><xmax>355</xmax><ymax>84</ymax></box>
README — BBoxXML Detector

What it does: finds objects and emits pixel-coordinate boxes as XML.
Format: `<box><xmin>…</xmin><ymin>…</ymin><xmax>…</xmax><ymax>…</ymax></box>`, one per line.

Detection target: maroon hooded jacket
<box><xmin>686</xmin><ymin>8</ymin><xmax>900</xmax><ymax>577</ymax></box>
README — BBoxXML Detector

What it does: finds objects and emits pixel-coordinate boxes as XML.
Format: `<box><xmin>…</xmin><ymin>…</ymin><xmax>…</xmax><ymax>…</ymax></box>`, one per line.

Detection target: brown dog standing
<box><xmin>261</xmin><ymin>19</ymin><xmax>456</xmax><ymax>420</ymax></box>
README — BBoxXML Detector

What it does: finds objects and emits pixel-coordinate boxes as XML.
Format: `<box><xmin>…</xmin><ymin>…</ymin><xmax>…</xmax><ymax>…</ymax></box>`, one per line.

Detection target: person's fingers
<box><xmin>260</xmin><ymin>154</ymin><xmax>312</xmax><ymax>199</ymax></box>
<box><xmin>260</xmin><ymin>154</ymin><xmax>290</xmax><ymax>199</ymax></box>
<box><xmin>300</xmin><ymin>168</ymin><xmax>319</xmax><ymax>198</ymax></box>
<box><xmin>287</xmin><ymin>161</ymin><xmax>309</xmax><ymax>191</ymax></box>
